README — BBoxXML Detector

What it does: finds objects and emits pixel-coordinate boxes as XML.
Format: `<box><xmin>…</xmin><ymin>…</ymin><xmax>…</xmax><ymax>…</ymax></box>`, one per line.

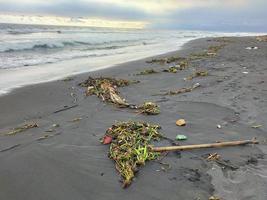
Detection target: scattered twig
<box><xmin>0</xmin><ymin>144</ymin><xmax>21</xmax><ymax>152</ymax></box>
<box><xmin>155</xmin><ymin>83</ymin><xmax>200</xmax><ymax>96</ymax></box>
<box><xmin>4</xmin><ymin>122</ymin><xmax>38</xmax><ymax>136</ymax></box>
<box><xmin>53</xmin><ymin>104</ymin><xmax>78</xmax><ymax>114</ymax></box>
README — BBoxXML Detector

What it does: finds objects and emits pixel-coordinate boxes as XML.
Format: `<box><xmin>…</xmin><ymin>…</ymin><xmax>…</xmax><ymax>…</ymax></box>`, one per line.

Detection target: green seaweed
<box><xmin>138</xmin><ymin>102</ymin><xmax>160</xmax><ymax>115</ymax></box>
<box><xmin>103</xmin><ymin>121</ymin><xmax>162</xmax><ymax>188</ymax></box>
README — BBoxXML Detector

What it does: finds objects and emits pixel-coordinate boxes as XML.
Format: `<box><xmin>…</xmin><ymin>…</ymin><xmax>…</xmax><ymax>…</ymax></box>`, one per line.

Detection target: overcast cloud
<box><xmin>0</xmin><ymin>0</ymin><xmax>266</xmax><ymax>31</ymax></box>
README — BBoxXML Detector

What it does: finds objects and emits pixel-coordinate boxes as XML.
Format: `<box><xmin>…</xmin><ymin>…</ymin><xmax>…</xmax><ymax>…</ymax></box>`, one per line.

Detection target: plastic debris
<box><xmin>251</xmin><ymin>124</ymin><xmax>262</xmax><ymax>128</ymax></box>
<box><xmin>52</xmin><ymin>124</ymin><xmax>60</xmax><ymax>128</ymax></box>
<box><xmin>102</xmin><ymin>135</ymin><xmax>112</xmax><ymax>144</ymax></box>
<box><xmin>176</xmin><ymin>119</ymin><xmax>186</xmax><ymax>126</ymax></box>
<box><xmin>176</xmin><ymin>134</ymin><xmax>187</xmax><ymax>140</ymax></box>
<box><xmin>246</xmin><ymin>46</ymin><xmax>258</xmax><ymax>50</ymax></box>
<box><xmin>207</xmin><ymin>153</ymin><xmax>221</xmax><ymax>161</ymax></box>
<box><xmin>217</xmin><ymin>124</ymin><xmax>222</xmax><ymax>129</ymax></box>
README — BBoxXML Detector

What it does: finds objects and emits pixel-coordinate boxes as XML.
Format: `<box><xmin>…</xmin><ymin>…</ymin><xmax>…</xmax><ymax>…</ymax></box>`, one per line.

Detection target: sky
<box><xmin>0</xmin><ymin>0</ymin><xmax>266</xmax><ymax>31</ymax></box>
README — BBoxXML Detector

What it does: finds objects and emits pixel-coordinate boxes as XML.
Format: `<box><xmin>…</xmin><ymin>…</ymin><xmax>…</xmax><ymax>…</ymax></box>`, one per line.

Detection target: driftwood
<box><xmin>151</xmin><ymin>139</ymin><xmax>258</xmax><ymax>152</ymax></box>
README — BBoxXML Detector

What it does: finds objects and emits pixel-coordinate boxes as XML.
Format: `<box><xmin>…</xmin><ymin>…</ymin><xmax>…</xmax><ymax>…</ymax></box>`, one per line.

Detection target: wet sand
<box><xmin>0</xmin><ymin>36</ymin><xmax>267</xmax><ymax>200</ymax></box>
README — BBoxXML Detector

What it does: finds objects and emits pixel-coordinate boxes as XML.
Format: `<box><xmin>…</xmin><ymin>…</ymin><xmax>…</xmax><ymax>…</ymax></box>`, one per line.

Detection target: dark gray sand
<box><xmin>0</xmin><ymin>36</ymin><xmax>267</xmax><ymax>200</ymax></box>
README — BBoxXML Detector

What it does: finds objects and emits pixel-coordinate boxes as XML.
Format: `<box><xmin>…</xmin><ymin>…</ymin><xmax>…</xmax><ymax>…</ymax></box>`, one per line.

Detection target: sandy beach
<box><xmin>0</xmin><ymin>36</ymin><xmax>267</xmax><ymax>200</ymax></box>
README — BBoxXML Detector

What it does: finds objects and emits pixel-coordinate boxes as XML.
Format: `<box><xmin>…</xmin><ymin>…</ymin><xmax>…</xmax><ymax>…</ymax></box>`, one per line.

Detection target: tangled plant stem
<box><xmin>102</xmin><ymin>121</ymin><xmax>162</xmax><ymax>188</ymax></box>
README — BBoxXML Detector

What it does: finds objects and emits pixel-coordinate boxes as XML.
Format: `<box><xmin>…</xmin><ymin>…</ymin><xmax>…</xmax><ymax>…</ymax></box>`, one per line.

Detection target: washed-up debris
<box><xmin>163</xmin><ymin>66</ymin><xmax>179</xmax><ymax>73</ymax></box>
<box><xmin>137</xmin><ymin>102</ymin><xmax>160</xmax><ymax>115</ymax></box>
<box><xmin>151</xmin><ymin>138</ymin><xmax>258</xmax><ymax>152</ymax></box>
<box><xmin>79</xmin><ymin>77</ymin><xmax>133</xmax><ymax>107</ymax></box>
<box><xmin>53</xmin><ymin>104</ymin><xmax>78</xmax><ymax>114</ymax></box>
<box><xmin>79</xmin><ymin>77</ymin><xmax>160</xmax><ymax>115</ymax></box>
<box><xmin>163</xmin><ymin>60</ymin><xmax>189</xmax><ymax>73</ymax></box>
<box><xmin>159</xmin><ymin>162</ymin><xmax>171</xmax><ymax>172</ymax></box>
<box><xmin>213</xmin><ymin>37</ymin><xmax>233</xmax><ymax>43</ymax></box>
<box><xmin>158</xmin><ymin>83</ymin><xmax>200</xmax><ymax>96</ymax></box>
<box><xmin>246</xmin><ymin>46</ymin><xmax>258</xmax><ymax>50</ymax></box>
<box><xmin>209</xmin><ymin>196</ymin><xmax>220</xmax><ymax>200</ymax></box>
<box><xmin>4</xmin><ymin>122</ymin><xmax>38</xmax><ymax>136</ymax></box>
<box><xmin>207</xmin><ymin>153</ymin><xmax>221</xmax><ymax>161</ymax></box>
<box><xmin>251</xmin><ymin>124</ymin><xmax>262</xmax><ymax>129</ymax></box>
<box><xmin>146</xmin><ymin>56</ymin><xmax>185</xmax><ymax>64</ymax></box>
<box><xmin>52</xmin><ymin>124</ymin><xmax>60</xmax><ymax>128</ymax></box>
<box><xmin>102</xmin><ymin>121</ymin><xmax>162</xmax><ymax>188</ymax></box>
<box><xmin>136</xmin><ymin>69</ymin><xmax>158</xmax><ymax>75</ymax></box>
<box><xmin>242</xmin><ymin>71</ymin><xmax>249</xmax><ymax>74</ymax></box>
<box><xmin>176</xmin><ymin>119</ymin><xmax>186</xmax><ymax>126</ymax></box>
<box><xmin>146</xmin><ymin>58</ymin><xmax>167</xmax><ymax>64</ymax></box>
<box><xmin>217</xmin><ymin>124</ymin><xmax>222</xmax><ymax>129</ymax></box>
<box><xmin>189</xmin><ymin>45</ymin><xmax>225</xmax><ymax>60</ymax></box>
<box><xmin>176</xmin><ymin>134</ymin><xmax>187</xmax><ymax>141</ymax></box>
<box><xmin>186</xmin><ymin>70</ymin><xmax>208</xmax><ymax>80</ymax></box>
<box><xmin>256</xmin><ymin>35</ymin><xmax>267</xmax><ymax>42</ymax></box>
<box><xmin>37</xmin><ymin>132</ymin><xmax>61</xmax><ymax>141</ymax></box>
<box><xmin>0</xmin><ymin>144</ymin><xmax>21</xmax><ymax>152</ymax></box>
<box><xmin>62</xmin><ymin>77</ymin><xmax>74</xmax><ymax>81</ymax></box>
<box><xmin>70</xmin><ymin>117</ymin><xmax>82</xmax><ymax>122</ymax></box>
<box><xmin>205</xmin><ymin>153</ymin><xmax>239</xmax><ymax>170</ymax></box>
<box><xmin>102</xmin><ymin>135</ymin><xmax>113</xmax><ymax>145</ymax></box>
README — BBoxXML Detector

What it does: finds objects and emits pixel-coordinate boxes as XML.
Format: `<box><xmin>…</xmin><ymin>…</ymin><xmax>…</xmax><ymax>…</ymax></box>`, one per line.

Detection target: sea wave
<box><xmin>1</xmin><ymin>39</ymin><xmax>145</xmax><ymax>53</ymax></box>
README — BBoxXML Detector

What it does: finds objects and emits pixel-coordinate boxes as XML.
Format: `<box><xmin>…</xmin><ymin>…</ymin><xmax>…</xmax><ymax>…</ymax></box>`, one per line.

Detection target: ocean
<box><xmin>0</xmin><ymin>23</ymin><xmax>261</xmax><ymax>95</ymax></box>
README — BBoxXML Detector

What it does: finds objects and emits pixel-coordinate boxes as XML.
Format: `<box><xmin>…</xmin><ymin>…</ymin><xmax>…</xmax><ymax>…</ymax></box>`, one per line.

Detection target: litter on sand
<box><xmin>4</xmin><ymin>122</ymin><xmax>38</xmax><ymax>136</ymax></box>
<box><xmin>251</xmin><ymin>124</ymin><xmax>262</xmax><ymax>128</ymax></box>
<box><xmin>102</xmin><ymin>121</ymin><xmax>162</xmax><ymax>188</ymax></box>
<box><xmin>176</xmin><ymin>119</ymin><xmax>186</xmax><ymax>126</ymax></box>
<box><xmin>176</xmin><ymin>134</ymin><xmax>187</xmax><ymax>141</ymax></box>
<box><xmin>246</xmin><ymin>46</ymin><xmax>258</xmax><ymax>50</ymax></box>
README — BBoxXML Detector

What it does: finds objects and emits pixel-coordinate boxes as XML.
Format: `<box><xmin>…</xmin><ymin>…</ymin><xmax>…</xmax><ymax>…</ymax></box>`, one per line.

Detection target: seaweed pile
<box><xmin>186</xmin><ymin>70</ymin><xmax>208</xmax><ymax>80</ymax></box>
<box><xmin>79</xmin><ymin>77</ymin><xmax>135</xmax><ymax>107</ymax></box>
<box><xmin>102</xmin><ymin>121</ymin><xmax>162</xmax><ymax>187</ymax></box>
<box><xmin>136</xmin><ymin>69</ymin><xmax>158</xmax><ymax>75</ymax></box>
<box><xmin>146</xmin><ymin>56</ymin><xmax>185</xmax><ymax>64</ymax></box>
<box><xmin>256</xmin><ymin>35</ymin><xmax>267</xmax><ymax>42</ymax></box>
<box><xmin>162</xmin><ymin>59</ymin><xmax>190</xmax><ymax>73</ymax></box>
<box><xmin>137</xmin><ymin>102</ymin><xmax>160</xmax><ymax>115</ymax></box>
<box><xmin>79</xmin><ymin>77</ymin><xmax>160</xmax><ymax>115</ymax></box>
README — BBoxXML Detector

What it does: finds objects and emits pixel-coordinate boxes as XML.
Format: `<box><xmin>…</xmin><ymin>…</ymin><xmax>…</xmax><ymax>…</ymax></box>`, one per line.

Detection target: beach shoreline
<box><xmin>0</xmin><ymin>36</ymin><xmax>267</xmax><ymax>200</ymax></box>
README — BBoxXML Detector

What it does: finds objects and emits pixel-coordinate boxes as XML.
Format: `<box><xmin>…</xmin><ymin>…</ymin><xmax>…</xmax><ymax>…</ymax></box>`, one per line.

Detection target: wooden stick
<box><xmin>151</xmin><ymin>139</ymin><xmax>259</xmax><ymax>152</ymax></box>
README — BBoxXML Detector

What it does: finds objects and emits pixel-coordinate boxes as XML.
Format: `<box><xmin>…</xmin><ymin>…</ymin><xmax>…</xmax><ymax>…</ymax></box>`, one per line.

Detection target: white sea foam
<box><xmin>0</xmin><ymin>23</ymin><xmax>265</xmax><ymax>95</ymax></box>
